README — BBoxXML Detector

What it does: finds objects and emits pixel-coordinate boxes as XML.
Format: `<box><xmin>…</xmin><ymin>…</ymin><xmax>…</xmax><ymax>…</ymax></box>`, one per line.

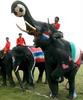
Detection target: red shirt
<box><xmin>3</xmin><ymin>41</ymin><xmax>10</xmax><ymax>53</ymax></box>
<box><xmin>53</xmin><ymin>23</ymin><xmax>60</xmax><ymax>30</ymax></box>
<box><xmin>16</xmin><ymin>37</ymin><xmax>26</xmax><ymax>46</ymax></box>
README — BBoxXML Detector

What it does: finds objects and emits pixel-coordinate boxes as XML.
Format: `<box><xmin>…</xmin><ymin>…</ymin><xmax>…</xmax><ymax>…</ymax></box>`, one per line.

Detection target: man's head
<box><xmin>19</xmin><ymin>33</ymin><xmax>22</xmax><ymax>37</ymax></box>
<box><xmin>6</xmin><ymin>37</ymin><xmax>9</xmax><ymax>41</ymax></box>
<box><xmin>55</xmin><ymin>16</ymin><xmax>59</xmax><ymax>23</ymax></box>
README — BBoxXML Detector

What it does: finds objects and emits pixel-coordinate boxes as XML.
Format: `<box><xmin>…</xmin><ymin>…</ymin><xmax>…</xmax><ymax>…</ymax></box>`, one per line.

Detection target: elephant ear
<box><xmin>12</xmin><ymin>47</ymin><xmax>18</xmax><ymax>58</ymax></box>
<box><xmin>12</xmin><ymin>46</ymin><xmax>23</xmax><ymax>57</ymax></box>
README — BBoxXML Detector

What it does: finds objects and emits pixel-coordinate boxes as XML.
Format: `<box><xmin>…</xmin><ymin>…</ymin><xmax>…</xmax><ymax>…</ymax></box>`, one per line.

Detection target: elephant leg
<box><xmin>28</xmin><ymin>57</ymin><xmax>35</xmax><ymax>87</ymax></box>
<box><xmin>37</xmin><ymin>65</ymin><xmax>44</xmax><ymax>82</ymax></box>
<box><xmin>15</xmin><ymin>70</ymin><xmax>25</xmax><ymax>91</ymax></box>
<box><xmin>46</xmin><ymin>64</ymin><xmax>59</xmax><ymax>97</ymax></box>
<box><xmin>21</xmin><ymin>71</ymin><xmax>29</xmax><ymax>89</ymax></box>
<box><xmin>48</xmin><ymin>73</ymin><xmax>59</xmax><ymax>98</ymax></box>
<box><xmin>67</xmin><ymin>67</ymin><xmax>78</xmax><ymax>99</ymax></box>
<box><xmin>1</xmin><ymin>68</ymin><xmax>7</xmax><ymax>86</ymax></box>
<box><xmin>28</xmin><ymin>67</ymin><xmax>34</xmax><ymax>87</ymax></box>
<box><xmin>5</xmin><ymin>65</ymin><xmax>15</xmax><ymax>87</ymax></box>
<box><xmin>23</xmin><ymin>71</ymin><xmax>28</xmax><ymax>83</ymax></box>
<box><xmin>7</xmin><ymin>72</ymin><xmax>15</xmax><ymax>87</ymax></box>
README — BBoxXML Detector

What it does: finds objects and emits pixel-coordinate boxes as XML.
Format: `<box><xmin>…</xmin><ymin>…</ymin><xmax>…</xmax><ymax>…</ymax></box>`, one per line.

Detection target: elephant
<box><xmin>0</xmin><ymin>50</ymin><xmax>15</xmax><ymax>87</ymax></box>
<box><xmin>11</xmin><ymin>1</ymin><xmax>82</xmax><ymax>99</ymax></box>
<box><xmin>12</xmin><ymin>45</ymin><xmax>47</xmax><ymax>90</ymax></box>
<box><xmin>12</xmin><ymin>45</ymin><xmax>35</xmax><ymax>90</ymax></box>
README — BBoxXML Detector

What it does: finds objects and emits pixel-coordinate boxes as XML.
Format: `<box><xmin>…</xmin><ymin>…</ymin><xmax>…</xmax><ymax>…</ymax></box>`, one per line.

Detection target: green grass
<box><xmin>0</xmin><ymin>65</ymin><xmax>83</xmax><ymax>100</ymax></box>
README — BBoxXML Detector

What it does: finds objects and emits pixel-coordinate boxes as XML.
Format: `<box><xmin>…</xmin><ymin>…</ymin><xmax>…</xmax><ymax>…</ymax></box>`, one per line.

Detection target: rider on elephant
<box><xmin>37</xmin><ymin>22</ymin><xmax>63</xmax><ymax>42</ymax></box>
<box><xmin>53</xmin><ymin>16</ymin><xmax>60</xmax><ymax>30</ymax></box>
<box><xmin>3</xmin><ymin>37</ymin><xmax>11</xmax><ymax>54</ymax></box>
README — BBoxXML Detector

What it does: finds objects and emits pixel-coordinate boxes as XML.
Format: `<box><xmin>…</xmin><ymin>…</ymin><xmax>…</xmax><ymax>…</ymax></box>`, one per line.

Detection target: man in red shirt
<box><xmin>16</xmin><ymin>33</ymin><xmax>26</xmax><ymax>46</ymax></box>
<box><xmin>3</xmin><ymin>37</ymin><xmax>11</xmax><ymax>53</ymax></box>
<box><xmin>53</xmin><ymin>16</ymin><xmax>60</xmax><ymax>30</ymax></box>
<box><xmin>52</xmin><ymin>16</ymin><xmax>63</xmax><ymax>38</ymax></box>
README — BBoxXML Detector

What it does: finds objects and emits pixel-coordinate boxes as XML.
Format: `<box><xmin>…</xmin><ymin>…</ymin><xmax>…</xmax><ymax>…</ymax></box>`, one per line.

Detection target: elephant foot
<box><xmin>50</xmin><ymin>95</ymin><xmax>59</xmax><ymax>100</ymax></box>
<box><xmin>22</xmin><ymin>81</ymin><xmax>28</xmax><ymax>87</ymax></box>
<box><xmin>50</xmin><ymin>97</ymin><xmax>59</xmax><ymax>100</ymax></box>
<box><xmin>28</xmin><ymin>86</ymin><xmax>34</xmax><ymax>90</ymax></box>
<box><xmin>49</xmin><ymin>93</ymin><xmax>58</xmax><ymax>100</ymax></box>
<box><xmin>67</xmin><ymin>90</ymin><xmax>77</xmax><ymax>100</ymax></box>
<box><xmin>19</xmin><ymin>82</ymin><xmax>26</xmax><ymax>92</ymax></box>
<box><xmin>36</xmin><ymin>80</ymin><xmax>42</xmax><ymax>83</ymax></box>
<box><xmin>27</xmin><ymin>84</ymin><xmax>35</xmax><ymax>90</ymax></box>
<box><xmin>66</xmin><ymin>94</ymin><xmax>77</xmax><ymax>100</ymax></box>
<box><xmin>36</xmin><ymin>78</ymin><xmax>42</xmax><ymax>83</ymax></box>
<box><xmin>73</xmin><ymin>91</ymin><xmax>77</xmax><ymax>99</ymax></box>
<box><xmin>9</xmin><ymin>83</ymin><xmax>15</xmax><ymax>87</ymax></box>
<box><xmin>20</xmin><ymin>85</ymin><xmax>26</xmax><ymax>92</ymax></box>
<box><xmin>43</xmin><ymin>80</ymin><xmax>48</xmax><ymax>84</ymax></box>
<box><xmin>20</xmin><ymin>87</ymin><xmax>26</xmax><ymax>92</ymax></box>
<box><xmin>66</xmin><ymin>95</ymin><xmax>73</xmax><ymax>100</ymax></box>
<box><xmin>1</xmin><ymin>83</ymin><xmax>7</xmax><ymax>87</ymax></box>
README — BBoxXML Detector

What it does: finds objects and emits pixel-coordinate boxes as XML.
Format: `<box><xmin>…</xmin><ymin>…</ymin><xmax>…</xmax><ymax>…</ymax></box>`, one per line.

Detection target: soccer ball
<box><xmin>13</xmin><ymin>4</ymin><xmax>26</xmax><ymax>17</ymax></box>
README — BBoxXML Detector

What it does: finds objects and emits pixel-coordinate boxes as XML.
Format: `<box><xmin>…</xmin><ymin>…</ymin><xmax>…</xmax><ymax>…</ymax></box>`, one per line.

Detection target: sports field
<box><xmin>0</xmin><ymin>65</ymin><xmax>83</xmax><ymax>100</ymax></box>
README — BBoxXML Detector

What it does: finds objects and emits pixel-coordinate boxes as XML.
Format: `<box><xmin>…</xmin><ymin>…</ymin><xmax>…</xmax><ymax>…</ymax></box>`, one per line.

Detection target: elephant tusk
<box><xmin>25</xmin><ymin>21</ymin><xmax>36</xmax><ymax>31</ymax></box>
<box><xmin>16</xmin><ymin>24</ymin><xmax>29</xmax><ymax>33</ymax></box>
<box><xmin>15</xmin><ymin>65</ymin><xmax>19</xmax><ymax>72</ymax></box>
<box><xmin>12</xmin><ymin>56</ymin><xmax>15</xmax><ymax>63</ymax></box>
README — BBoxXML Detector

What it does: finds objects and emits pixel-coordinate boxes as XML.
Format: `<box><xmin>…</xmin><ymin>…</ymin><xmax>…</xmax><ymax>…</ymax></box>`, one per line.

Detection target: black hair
<box><xmin>19</xmin><ymin>33</ymin><xmax>22</xmax><ymax>35</ymax></box>
<box><xmin>55</xmin><ymin>17</ymin><xmax>59</xmax><ymax>21</ymax></box>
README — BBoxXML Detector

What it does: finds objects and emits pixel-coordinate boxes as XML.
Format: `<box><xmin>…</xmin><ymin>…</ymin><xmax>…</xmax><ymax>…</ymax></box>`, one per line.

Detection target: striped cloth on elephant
<box><xmin>29</xmin><ymin>47</ymin><xmax>45</xmax><ymax>62</ymax></box>
<box><xmin>70</xmin><ymin>42</ymin><xmax>82</xmax><ymax>67</ymax></box>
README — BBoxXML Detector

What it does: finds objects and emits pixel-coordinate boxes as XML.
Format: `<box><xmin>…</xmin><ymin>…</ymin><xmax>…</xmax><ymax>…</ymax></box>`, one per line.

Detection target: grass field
<box><xmin>0</xmin><ymin>65</ymin><xmax>83</xmax><ymax>100</ymax></box>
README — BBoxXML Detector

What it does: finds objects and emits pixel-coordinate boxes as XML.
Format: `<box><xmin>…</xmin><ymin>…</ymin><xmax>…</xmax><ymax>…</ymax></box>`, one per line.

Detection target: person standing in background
<box><xmin>16</xmin><ymin>33</ymin><xmax>26</xmax><ymax>46</ymax></box>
